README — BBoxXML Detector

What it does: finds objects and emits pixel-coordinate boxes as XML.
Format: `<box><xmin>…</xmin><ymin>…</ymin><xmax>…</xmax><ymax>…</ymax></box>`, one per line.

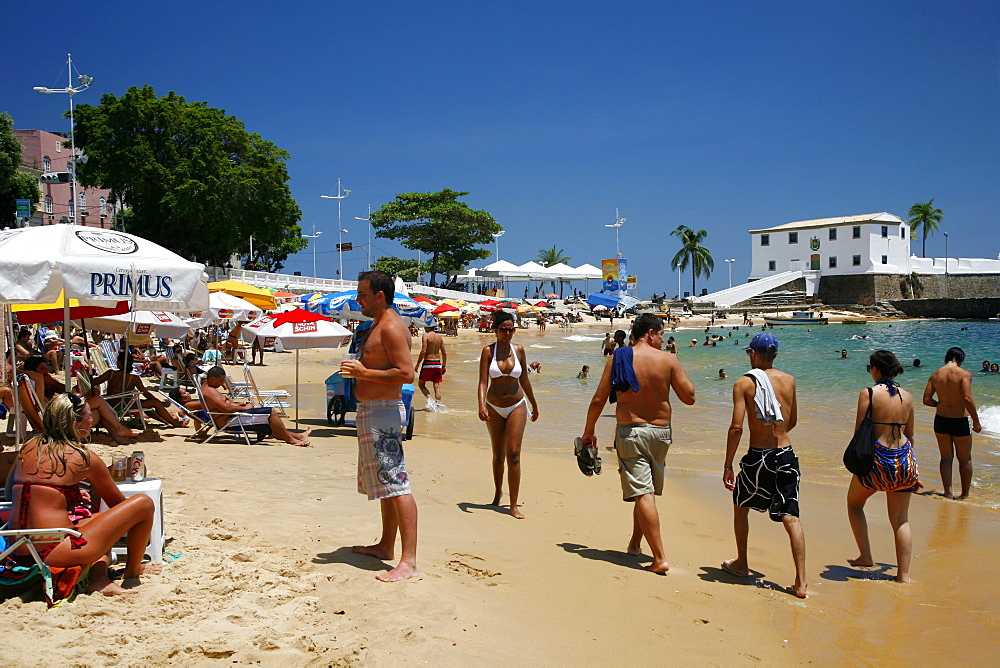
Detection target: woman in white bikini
<box><xmin>478</xmin><ymin>310</ymin><xmax>539</xmax><ymax>519</ymax></box>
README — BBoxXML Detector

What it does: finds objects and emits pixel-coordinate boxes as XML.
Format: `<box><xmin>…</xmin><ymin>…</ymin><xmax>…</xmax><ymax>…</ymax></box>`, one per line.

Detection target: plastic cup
<box><xmin>340</xmin><ymin>353</ymin><xmax>358</xmax><ymax>377</ymax></box>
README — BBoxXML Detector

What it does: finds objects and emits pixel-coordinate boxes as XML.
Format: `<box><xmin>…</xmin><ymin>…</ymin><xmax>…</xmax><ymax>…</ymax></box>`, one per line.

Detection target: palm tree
<box><xmin>908</xmin><ymin>200</ymin><xmax>943</xmax><ymax>258</ymax></box>
<box><xmin>670</xmin><ymin>225</ymin><xmax>714</xmax><ymax>297</ymax></box>
<box><xmin>536</xmin><ymin>245</ymin><xmax>571</xmax><ymax>296</ymax></box>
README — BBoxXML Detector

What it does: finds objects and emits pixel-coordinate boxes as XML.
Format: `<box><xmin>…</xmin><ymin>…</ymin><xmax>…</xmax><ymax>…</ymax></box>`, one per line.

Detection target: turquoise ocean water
<box><xmin>427</xmin><ymin>319</ymin><xmax>1000</xmax><ymax>509</ymax></box>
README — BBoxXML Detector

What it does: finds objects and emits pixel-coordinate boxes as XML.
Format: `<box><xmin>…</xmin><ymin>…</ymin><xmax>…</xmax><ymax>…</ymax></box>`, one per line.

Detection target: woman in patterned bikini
<box><xmin>846</xmin><ymin>350</ymin><xmax>918</xmax><ymax>584</ymax></box>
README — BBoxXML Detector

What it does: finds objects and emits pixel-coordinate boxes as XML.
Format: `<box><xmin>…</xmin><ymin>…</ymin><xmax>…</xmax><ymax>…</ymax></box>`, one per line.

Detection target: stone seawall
<box><xmin>889</xmin><ymin>298</ymin><xmax>1000</xmax><ymax>319</ymax></box>
<box><xmin>819</xmin><ymin>273</ymin><xmax>1000</xmax><ymax>306</ymax></box>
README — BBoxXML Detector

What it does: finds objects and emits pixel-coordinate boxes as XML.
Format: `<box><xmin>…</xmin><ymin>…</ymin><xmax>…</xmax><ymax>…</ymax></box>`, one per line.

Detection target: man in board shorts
<box><xmin>722</xmin><ymin>332</ymin><xmax>807</xmax><ymax>598</ymax></box>
<box><xmin>414</xmin><ymin>325</ymin><xmax>447</xmax><ymax>412</ymax></box>
<box><xmin>580</xmin><ymin>314</ymin><xmax>695</xmax><ymax>574</ymax></box>
<box><xmin>342</xmin><ymin>270</ymin><xmax>419</xmax><ymax>582</ymax></box>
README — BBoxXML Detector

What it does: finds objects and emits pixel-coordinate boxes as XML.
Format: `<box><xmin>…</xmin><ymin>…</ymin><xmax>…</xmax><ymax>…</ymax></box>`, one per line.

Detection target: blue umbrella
<box><xmin>306</xmin><ymin>290</ymin><xmax>435</xmax><ymax>327</ymax></box>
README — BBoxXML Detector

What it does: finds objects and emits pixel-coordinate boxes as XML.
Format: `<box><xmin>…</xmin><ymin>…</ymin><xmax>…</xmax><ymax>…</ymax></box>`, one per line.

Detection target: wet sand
<box><xmin>1</xmin><ymin>319</ymin><xmax>998</xmax><ymax>665</ymax></box>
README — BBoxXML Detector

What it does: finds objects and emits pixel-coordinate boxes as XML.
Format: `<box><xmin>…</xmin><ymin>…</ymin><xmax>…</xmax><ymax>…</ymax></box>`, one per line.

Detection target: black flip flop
<box><xmin>574</xmin><ymin>437</ymin><xmax>602</xmax><ymax>476</ymax></box>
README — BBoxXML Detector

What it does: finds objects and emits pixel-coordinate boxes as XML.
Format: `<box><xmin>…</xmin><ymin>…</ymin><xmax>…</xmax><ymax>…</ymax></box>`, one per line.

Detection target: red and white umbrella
<box><xmin>241</xmin><ymin>308</ymin><xmax>352</xmax><ymax>422</ymax></box>
<box><xmin>432</xmin><ymin>303</ymin><xmax>460</xmax><ymax>315</ymax></box>
<box><xmin>81</xmin><ymin>310</ymin><xmax>192</xmax><ymax>339</ymax></box>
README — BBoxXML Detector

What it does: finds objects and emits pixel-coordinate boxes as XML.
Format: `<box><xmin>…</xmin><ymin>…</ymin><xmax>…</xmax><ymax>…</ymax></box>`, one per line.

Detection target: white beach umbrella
<box><xmin>240</xmin><ymin>308</ymin><xmax>352</xmax><ymax>423</ymax></box>
<box><xmin>0</xmin><ymin>226</ymin><xmax>208</xmax><ymax>421</ymax></box>
<box><xmin>206</xmin><ymin>291</ymin><xmax>263</xmax><ymax>322</ymax></box>
<box><xmin>79</xmin><ymin>310</ymin><xmax>192</xmax><ymax>339</ymax></box>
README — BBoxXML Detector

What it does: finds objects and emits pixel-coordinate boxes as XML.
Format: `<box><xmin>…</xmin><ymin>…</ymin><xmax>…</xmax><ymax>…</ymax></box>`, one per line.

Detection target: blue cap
<box><xmin>744</xmin><ymin>332</ymin><xmax>779</xmax><ymax>353</ymax></box>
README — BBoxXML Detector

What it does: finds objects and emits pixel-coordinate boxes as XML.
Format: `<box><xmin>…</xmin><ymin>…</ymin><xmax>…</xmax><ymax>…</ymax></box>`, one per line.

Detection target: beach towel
<box><xmin>744</xmin><ymin>369</ymin><xmax>783</xmax><ymax>425</ymax></box>
<box><xmin>609</xmin><ymin>347</ymin><xmax>639</xmax><ymax>404</ymax></box>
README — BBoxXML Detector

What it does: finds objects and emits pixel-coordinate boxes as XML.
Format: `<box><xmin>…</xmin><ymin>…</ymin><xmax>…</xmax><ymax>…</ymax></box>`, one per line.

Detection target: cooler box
<box><xmin>325</xmin><ymin>372</ymin><xmax>347</xmax><ymax>400</ymax></box>
<box><xmin>402</xmin><ymin>383</ymin><xmax>414</xmax><ymax>420</ymax></box>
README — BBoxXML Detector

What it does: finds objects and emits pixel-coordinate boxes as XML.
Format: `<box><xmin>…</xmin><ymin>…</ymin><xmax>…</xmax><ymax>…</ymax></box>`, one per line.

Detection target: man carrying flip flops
<box><xmin>580</xmin><ymin>314</ymin><xmax>695</xmax><ymax>574</ymax></box>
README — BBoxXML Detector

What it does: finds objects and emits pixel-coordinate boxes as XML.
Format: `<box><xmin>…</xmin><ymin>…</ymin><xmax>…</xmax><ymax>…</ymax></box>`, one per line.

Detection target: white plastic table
<box><xmin>99</xmin><ymin>478</ymin><xmax>164</xmax><ymax>563</ymax></box>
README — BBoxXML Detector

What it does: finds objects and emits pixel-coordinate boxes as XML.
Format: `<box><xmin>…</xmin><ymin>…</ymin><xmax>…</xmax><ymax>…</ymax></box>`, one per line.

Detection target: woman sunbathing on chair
<box><xmin>90</xmin><ymin>351</ymin><xmax>188</xmax><ymax>429</ymax></box>
<box><xmin>23</xmin><ymin>357</ymin><xmax>139</xmax><ymax>445</ymax></box>
<box><xmin>8</xmin><ymin>393</ymin><xmax>155</xmax><ymax>595</ymax></box>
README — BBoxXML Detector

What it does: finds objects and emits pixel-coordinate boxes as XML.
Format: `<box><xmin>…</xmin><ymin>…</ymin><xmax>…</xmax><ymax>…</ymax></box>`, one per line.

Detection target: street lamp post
<box><xmin>301</xmin><ymin>226</ymin><xmax>322</xmax><ymax>278</ymax></box>
<box><xmin>320</xmin><ymin>178</ymin><xmax>351</xmax><ymax>280</ymax></box>
<box><xmin>943</xmin><ymin>231</ymin><xmax>949</xmax><ymax>299</ymax></box>
<box><xmin>34</xmin><ymin>54</ymin><xmax>93</xmax><ymax>226</ymax></box>
<box><xmin>724</xmin><ymin>258</ymin><xmax>736</xmax><ymax>288</ymax></box>
<box><xmin>492</xmin><ymin>230</ymin><xmax>505</xmax><ymax>262</ymax></box>
<box><xmin>604</xmin><ymin>208</ymin><xmax>626</xmax><ymax>258</ymax></box>
<box><xmin>354</xmin><ymin>204</ymin><xmax>373</xmax><ymax>271</ymax></box>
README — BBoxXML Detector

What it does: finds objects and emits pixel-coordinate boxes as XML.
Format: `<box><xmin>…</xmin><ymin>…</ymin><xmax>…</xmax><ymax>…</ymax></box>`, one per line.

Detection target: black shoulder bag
<box><xmin>843</xmin><ymin>387</ymin><xmax>876</xmax><ymax>476</ymax></box>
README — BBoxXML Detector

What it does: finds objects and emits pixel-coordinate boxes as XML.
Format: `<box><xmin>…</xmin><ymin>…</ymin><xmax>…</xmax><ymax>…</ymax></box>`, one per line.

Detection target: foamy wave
<box><xmin>530</xmin><ymin>344</ymin><xmax>553</xmax><ymax>349</ymax></box>
<box><xmin>977</xmin><ymin>405</ymin><xmax>1000</xmax><ymax>438</ymax></box>
<box><xmin>563</xmin><ymin>335</ymin><xmax>603</xmax><ymax>342</ymax></box>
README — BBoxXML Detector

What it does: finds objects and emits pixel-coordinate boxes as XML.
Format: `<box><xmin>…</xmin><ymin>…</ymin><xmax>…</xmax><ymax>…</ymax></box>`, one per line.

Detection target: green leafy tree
<box><xmin>908</xmin><ymin>200</ymin><xmax>943</xmax><ymax>258</ymax></box>
<box><xmin>900</xmin><ymin>271</ymin><xmax>924</xmax><ymax>299</ymax></box>
<box><xmin>369</xmin><ymin>189</ymin><xmax>500</xmax><ymax>286</ymax></box>
<box><xmin>72</xmin><ymin>86</ymin><xmax>305</xmax><ymax>267</ymax></box>
<box><xmin>670</xmin><ymin>225</ymin><xmax>714</xmax><ymax>297</ymax></box>
<box><xmin>0</xmin><ymin>112</ymin><xmax>40</xmax><ymax>228</ymax></box>
<box><xmin>536</xmin><ymin>245</ymin><xmax>571</xmax><ymax>295</ymax></box>
<box><xmin>372</xmin><ymin>255</ymin><xmax>430</xmax><ymax>283</ymax></box>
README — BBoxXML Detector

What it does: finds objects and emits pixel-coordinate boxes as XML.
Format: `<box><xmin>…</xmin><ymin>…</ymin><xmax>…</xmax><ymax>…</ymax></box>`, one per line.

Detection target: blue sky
<box><xmin>4</xmin><ymin>0</ymin><xmax>998</xmax><ymax>297</ymax></box>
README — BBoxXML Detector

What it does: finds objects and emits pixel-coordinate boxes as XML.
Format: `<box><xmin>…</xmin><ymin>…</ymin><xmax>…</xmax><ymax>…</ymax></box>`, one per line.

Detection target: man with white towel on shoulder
<box><xmin>722</xmin><ymin>332</ymin><xmax>808</xmax><ymax>599</ymax></box>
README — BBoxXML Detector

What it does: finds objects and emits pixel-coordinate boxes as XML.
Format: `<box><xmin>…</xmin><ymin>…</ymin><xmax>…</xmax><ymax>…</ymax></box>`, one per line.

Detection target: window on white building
<box><xmin>44</xmin><ymin>196</ymin><xmax>52</xmax><ymax>214</ymax></box>
<box><xmin>881</xmin><ymin>226</ymin><xmax>888</xmax><ymax>238</ymax></box>
<box><xmin>99</xmin><ymin>197</ymin><xmax>107</xmax><ymax>215</ymax></box>
<box><xmin>55</xmin><ymin>141</ymin><xmax>61</xmax><ymax>153</ymax></box>
<box><xmin>852</xmin><ymin>255</ymin><xmax>861</xmax><ymax>266</ymax></box>
<box><xmin>761</xmin><ymin>234</ymin><xmax>769</xmax><ymax>246</ymax></box>
<box><xmin>853</xmin><ymin>226</ymin><xmax>861</xmax><ymax>239</ymax></box>
<box><xmin>789</xmin><ymin>232</ymin><xmax>798</xmax><ymax>244</ymax></box>
<box><xmin>829</xmin><ymin>256</ymin><xmax>837</xmax><ymax>268</ymax></box>
<box><xmin>829</xmin><ymin>228</ymin><xmax>837</xmax><ymax>241</ymax></box>
<box><xmin>900</xmin><ymin>227</ymin><xmax>905</xmax><ymax>239</ymax></box>
<box><xmin>768</xmin><ymin>260</ymin><xmax>776</xmax><ymax>271</ymax></box>
<box><xmin>43</xmin><ymin>156</ymin><xmax>51</xmax><ymax>171</ymax></box>
<box><xmin>881</xmin><ymin>255</ymin><xmax>888</xmax><ymax>264</ymax></box>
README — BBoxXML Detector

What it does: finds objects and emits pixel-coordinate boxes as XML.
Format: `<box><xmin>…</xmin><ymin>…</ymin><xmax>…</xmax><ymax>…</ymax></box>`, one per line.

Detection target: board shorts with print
<box><xmin>357</xmin><ymin>399</ymin><xmax>410</xmax><ymax>500</ymax></box>
<box><xmin>419</xmin><ymin>360</ymin><xmax>444</xmax><ymax>383</ymax></box>
<box><xmin>614</xmin><ymin>423</ymin><xmax>672</xmax><ymax>500</ymax></box>
<box><xmin>733</xmin><ymin>446</ymin><xmax>800</xmax><ymax>521</ymax></box>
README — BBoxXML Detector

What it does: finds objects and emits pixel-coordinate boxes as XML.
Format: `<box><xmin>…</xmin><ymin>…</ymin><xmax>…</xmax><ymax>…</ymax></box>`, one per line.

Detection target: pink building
<box><xmin>14</xmin><ymin>128</ymin><xmax>116</xmax><ymax>228</ymax></box>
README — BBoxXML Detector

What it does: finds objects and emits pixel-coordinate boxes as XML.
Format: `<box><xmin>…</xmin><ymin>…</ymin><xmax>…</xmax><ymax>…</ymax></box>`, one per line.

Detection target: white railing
<box><xmin>403</xmin><ymin>283</ymin><xmax>490</xmax><ymax>303</ymax></box>
<box><xmin>206</xmin><ymin>266</ymin><xmax>356</xmax><ymax>293</ymax></box>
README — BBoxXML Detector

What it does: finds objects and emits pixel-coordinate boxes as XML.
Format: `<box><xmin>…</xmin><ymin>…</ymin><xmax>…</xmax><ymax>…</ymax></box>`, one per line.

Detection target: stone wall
<box><xmin>889</xmin><ymin>298</ymin><xmax>1000</xmax><ymax>319</ymax></box>
<box><xmin>820</xmin><ymin>273</ymin><xmax>1000</xmax><ymax>306</ymax></box>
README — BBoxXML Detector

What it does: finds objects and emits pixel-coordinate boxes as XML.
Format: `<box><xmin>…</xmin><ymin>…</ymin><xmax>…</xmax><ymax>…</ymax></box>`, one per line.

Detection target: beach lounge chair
<box><xmin>242</xmin><ymin>363</ymin><xmax>290</xmax><ymax>415</ymax></box>
<box><xmin>77</xmin><ymin>368</ymin><xmax>149</xmax><ymax>433</ymax></box>
<box><xmin>15</xmin><ymin>374</ymin><xmax>45</xmax><ymax>437</ymax></box>
<box><xmin>192</xmin><ymin>379</ymin><xmax>270</xmax><ymax>446</ymax></box>
<box><xmin>0</xmin><ymin>524</ymin><xmax>86</xmax><ymax>603</ymax></box>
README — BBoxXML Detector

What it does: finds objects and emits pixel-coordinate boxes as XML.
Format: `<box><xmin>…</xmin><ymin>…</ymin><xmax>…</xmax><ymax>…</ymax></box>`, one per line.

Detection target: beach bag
<box><xmin>843</xmin><ymin>387</ymin><xmax>875</xmax><ymax>476</ymax></box>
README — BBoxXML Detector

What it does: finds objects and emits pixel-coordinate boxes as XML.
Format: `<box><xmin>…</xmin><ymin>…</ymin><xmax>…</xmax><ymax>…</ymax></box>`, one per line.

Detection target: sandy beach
<box><xmin>3</xmin><ymin>314</ymin><xmax>999</xmax><ymax>665</ymax></box>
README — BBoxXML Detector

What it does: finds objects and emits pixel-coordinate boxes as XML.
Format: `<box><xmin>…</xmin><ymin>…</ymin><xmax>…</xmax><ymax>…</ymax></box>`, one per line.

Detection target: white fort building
<box><xmin>701</xmin><ymin>212</ymin><xmax>1000</xmax><ymax>312</ymax></box>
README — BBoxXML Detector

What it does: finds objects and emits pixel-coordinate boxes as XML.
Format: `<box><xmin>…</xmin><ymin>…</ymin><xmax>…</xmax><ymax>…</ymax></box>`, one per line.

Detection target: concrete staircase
<box><xmin>697</xmin><ymin>271</ymin><xmax>805</xmax><ymax>308</ymax></box>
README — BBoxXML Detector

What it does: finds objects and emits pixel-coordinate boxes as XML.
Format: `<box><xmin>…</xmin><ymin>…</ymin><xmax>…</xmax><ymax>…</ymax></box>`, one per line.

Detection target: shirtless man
<box><xmin>722</xmin><ymin>332</ymin><xmax>807</xmax><ymax>598</ymax></box>
<box><xmin>200</xmin><ymin>366</ymin><xmax>311</xmax><ymax>446</ymax></box>
<box><xmin>923</xmin><ymin>346</ymin><xmax>982</xmax><ymax>499</ymax></box>
<box><xmin>414</xmin><ymin>325</ymin><xmax>447</xmax><ymax>412</ymax></box>
<box><xmin>343</xmin><ymin>270</ymin><xmax>418</xmax><ymax>582</ymax></box>
<box><xmin>581</xmin><ymin>313</ymin><xmax>695</xmax><ymax>574</ymax></box>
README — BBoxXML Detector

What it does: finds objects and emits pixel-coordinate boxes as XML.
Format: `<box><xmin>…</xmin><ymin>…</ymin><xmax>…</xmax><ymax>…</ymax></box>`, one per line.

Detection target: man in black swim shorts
<box><xmin>924</xmin><ymin>347</ymin><xmax>982</xmax><ymax>499</ymax></box>
<box><xmin>722</xmin><ymin>333</ymin><xmax>807</xmax><ymax>598</ymax></box>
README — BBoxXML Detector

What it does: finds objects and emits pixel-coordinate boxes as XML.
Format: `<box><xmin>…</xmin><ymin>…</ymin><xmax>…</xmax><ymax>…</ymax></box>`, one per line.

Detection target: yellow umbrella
<box><xmin>207</xmin><ymin>279</ymin><xmax>278</xmax><ymax>310</ymax></box>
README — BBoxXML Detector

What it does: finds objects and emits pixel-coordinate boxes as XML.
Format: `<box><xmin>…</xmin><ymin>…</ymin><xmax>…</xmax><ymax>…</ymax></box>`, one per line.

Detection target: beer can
<box><xmin>129</xmin><ymin>451</ymin><xmax>145</xmax><ymax>481</ymax></box>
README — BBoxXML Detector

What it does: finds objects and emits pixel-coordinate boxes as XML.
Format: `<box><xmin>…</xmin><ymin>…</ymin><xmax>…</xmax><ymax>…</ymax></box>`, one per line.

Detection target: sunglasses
<box><xmin>866</xmin><ymin>364</ymin><xmax>873</xmax><ymax>372</ymax></box>
<box><xmin>498</xmin><ymin>327</ymin><xmax>516</xmax><ymax>333</ymax></box>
